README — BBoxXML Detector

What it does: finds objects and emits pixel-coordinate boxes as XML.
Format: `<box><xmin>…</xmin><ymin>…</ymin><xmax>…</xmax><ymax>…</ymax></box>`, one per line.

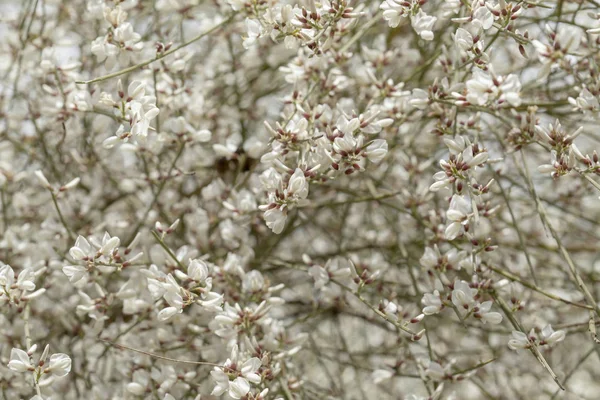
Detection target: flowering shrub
<box><xmin>2</xmin><ymin>0</ymin><xmax>600</xmax><ymax>399</ymax></box>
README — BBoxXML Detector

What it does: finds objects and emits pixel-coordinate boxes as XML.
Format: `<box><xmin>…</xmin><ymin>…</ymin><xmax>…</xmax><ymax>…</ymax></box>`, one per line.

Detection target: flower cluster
<box><xmin>2</xmin><ymin>0</ymin><xmax>600</xmax><ymax>398</ymax></box>
<box><xmin>91</xmin><ymin>4</ymin><xmax>143</xmax><ymax>70</ymax></box>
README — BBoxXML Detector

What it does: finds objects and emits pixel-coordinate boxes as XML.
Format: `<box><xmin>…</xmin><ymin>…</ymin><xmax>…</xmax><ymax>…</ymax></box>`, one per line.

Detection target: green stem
<box><xmin>51</xmin><ymin>191</ymin><xmax>75</xmax><ymax>241</ymax></box>
<box><xmin>77</xmin><ymin>15</ymin><xmax>235</xmax><ymax>85</ymax></box>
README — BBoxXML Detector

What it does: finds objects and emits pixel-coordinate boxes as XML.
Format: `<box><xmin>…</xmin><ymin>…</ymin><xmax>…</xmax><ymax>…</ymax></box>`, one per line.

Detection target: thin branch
<box><xmin>492</xmin><ymin>292</ymin><xmax>565</xmax><ymax>391</ymax></box>
<box><xmin>77</xmin><ymin>15</ymin><xmax>235</xmax><ymax>85</ymax></box>
<box><xmin>99</xmin><ymin>339</ymin><xmax>220</xmax><ymax>367</ymax></box>
<box><xmin>487</xmin><ymin>264</ymin><xmax>593</xmax><ymax>310</ymax></box>
<box><xmin>519</xmin><ymin>150</ymin><xmax>600</xmax><ymax>318</ymax></box>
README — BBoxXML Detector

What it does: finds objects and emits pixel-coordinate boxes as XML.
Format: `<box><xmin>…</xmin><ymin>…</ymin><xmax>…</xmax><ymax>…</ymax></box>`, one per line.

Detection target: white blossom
<box><xmin>411</xmin><ymin>10</ymin><xmax>437</xmax><ymax>41</ymax></box>
<box><xmin>508</xmin><ymin>330</ymin><xmax>531</xmax><ymax>350</ymax></box>
<box><xmin>540</xmin><ymin>325</ymin><xmax>566</xmax><ymax>346</ymax></box>
<box><xmin>7</xmin><ymin>348</ymin><xmax>33</xmax><ymax>373</ymax></box>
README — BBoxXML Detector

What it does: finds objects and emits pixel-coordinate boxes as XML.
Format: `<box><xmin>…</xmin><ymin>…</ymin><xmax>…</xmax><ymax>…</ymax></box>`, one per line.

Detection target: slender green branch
<box><xmin>331</xmin><ymin>279</ymin><xmax>418</xmax><ymax>336</ymax></box>
<box><xmin>492</xmin><ymin>292</ymin><xmax>565</xmax><ymax>391</ymax></box>
<box><xmin>578</xmin><ymin>170</ymin><xmax>600</xmax><ymax>192</ymax></box>
<box><xmin>51</xmin><ymin>191</ymin><xmax>75</xmax><ymax>241</ymax></box>
<box><xmin>151</xmin><ymin>230</ymin><xmax>186</xmax><ymax>270</ymax></box>
<box><xmin>339</xmin><ymin>12</ymin><xmax>381</xmax><ymax>53</ymax></box>
<box><xmin>489</xmin><ymin>166</ymin><xmax>538</xmax><ymax>284</ymax></box>
<box><xmin>519</xmin><ymin>150</ymin><xmax>600</xmax><ymax>318</ymax></box>
<box><xmin>487</xmin><ymin>264</ymin><xmax>593</xmax><ymax>310</ymax></box>
<box><xmin>77</xmin><ymin>15</ymin><xmax>235</xmax><ymax>85</ymax></box>
<box><xmin>99</xmin><ymin>339</ymin><xmax>220</xmax><ymax>367</ymax></box>
<box><xmin>124</xmin><ymin>142</ymin><xmax>186</xmax><ymax>246</ymax></box>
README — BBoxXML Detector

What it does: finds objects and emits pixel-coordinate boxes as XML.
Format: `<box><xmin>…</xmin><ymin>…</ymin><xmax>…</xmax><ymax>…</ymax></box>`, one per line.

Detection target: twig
<box><xmin>339</xmin><ymin>12</ymin><xmax>381</xmax><ymax>53</ymax></box>
<box><xmin>77</xmin><ymin>15</ymin><xmax>235</xmax><ymax>85</ymax></box>
<box><xmin>487</xmin><ymin>264</ymin><xmax>593</xmax><ymax>310</ymax></box>
<box><xmin>519</xmin><ymin>150</ymin><xmax>600</xmax><ymax>318</ymax></box>
<box><xmin>492</xmin><ymin>293</ymin><xmax>565</xmax><ymax>390</ymax></box>
<box><xmin>124</xmin><ymin>142</ymin><xmax>186</xmax><ymax>246</ymax></box>
<box><xmin>99</xmin><ymin>339</ymin><xmax>220</xmax><ymax>367</ymax></box>
<box><xmin>151</xmin><ymin>230</ymin><xmax>186</xmax><ymax>270</ymax></box>
<box><xmin>331</xmin><ymin>279</ymin><xmax>418</xmax><ymax>336</ymax></box>
<box><xmin>51</xmin><ymin>191</ymin><xmax>75</xmax><ymax>241</ymax></box>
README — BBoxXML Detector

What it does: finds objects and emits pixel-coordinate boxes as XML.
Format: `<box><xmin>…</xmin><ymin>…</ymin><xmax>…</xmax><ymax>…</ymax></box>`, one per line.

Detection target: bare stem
<box><xmin>77</xmin><ymin>15</ymin><xmax>235</xmax><ymax>85</ymax></box>
<box><xmin>99</xmin><ymin>339</ymin><xmax>220</xmax><ymax>367</ymax></box>
<box><xmin>492</xmin><ymin>293</ymin><xmax>565</xmax><ymax>391</ymax></box>
<box><xmin>519</xmin><ymin>150</ymin><xmax>600</xmax><ymax>318</ymax></box>
<box><xmin>51</xmin><ymin>191</ymin><xmax>75</xmax><ymax>241</ymax></box>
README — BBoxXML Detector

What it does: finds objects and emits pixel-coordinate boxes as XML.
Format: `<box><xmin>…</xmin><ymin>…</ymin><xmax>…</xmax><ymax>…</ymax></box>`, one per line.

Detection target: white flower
<box><xmin>451</xmin><ymin>280</ymin><xmax>477</xmax><ymax>311</ymax></box>
<box><xmin>472</xmin><ymin>4</ymin><xmax>493</xmax><ymax>30</ymax></box>
<box><xmin>229</xmin><ymin>377</ymin><xmax>251</xmax><ymax>399</ymax></box>
<box><xmin>69</xmin><ymin>235</ymin><xmax>93</xmax><ymax>261</ymax></box>
<box><xmin>91</xmin><ymin>37</ymin><xmax>119</xmax><ymax>69</ymax></box>
<box><xmin>0</xmin><ymin>264</ymin><xmax>15</xmax><ymax>288</ymax></box>
<box><xmin>210</xmin><ymin>346</ymin><xmax>261</xmax><ymax>399</ymax></box>
<box><xmin>568</xmin><ymin>88</ymin><xmax>599</xmax><ymax>112</ymax></box>
<box><xmin>465</xmin><ymin>69</ymin><xmax>494</xmax><ymax>105</ymax></box>
<box><xmin>194</xmin><ymin>129</ymin><xmax>212</xmax><ymax>142</ymax></box>
<box><xmin>103</xmin><ymin>6</ymin><xmax>128</xmax><ymax>26</ymax></box>
<box><xmin>365</xmin><ymin>139</ymin><xmax>388</xmax><ymax>164</ymax></box>
<box><xmin>420</xmin><ymin>247</ymin><xmax>439</xmax><ymax>269</ymax></box>
<box><xmin>540</xmin><ymin>325</ymin><xmax>566</xmax><ymax>346</ymax></box>
<box><xmin>333</xmin><ymin>133</ymin><xmax>359</xmax><ymax>154</ymax></box>
<box><xmin>113</xmin><ymin>22</ymin><xmax>143</xmax><ymax>53</ymax></box>
<box><xmin>411</xmin><ymin>10</ymin><xmax>437</xmax><ymax>41</ymax></box>
<box><xmin>243</xmin><ymin>18</ymin><xmax>262</xmax><ymax>49</ymax></box>
<box><xmin>422</xmin><ymin>290</ymin><xmax>442</xmax><ymax>315</ymax></box>
<box><xmin>500</xmin><ymin>74</ymin><xmax>522</xmax><ymax>106</ymax></box>
<box><xmin>463</xmin><ymin>145</ymin><xmax>489</xmax><ymax>167</ymax></box>
<box><xmin>198</xmin><ymin>291</ymin><xmax>224</xmax><ymax>312</ymax></box>
<box><xmin>99</xmin><ymin>232</ymin><xmax>120</xmax><ymax>256</ymax></box>
<box><xmin>240</xmin><ymin>357</ymin><xmax>262</xmax><ymax>385</ymax></box>
<box><xmin>242</xmin><ymin>270</ymin><xmax>265</xmax><ymax>293</ymax></box>
<box><xmin>163</xmin><ymin>275</ymin><xmax>184</xmax><ymax>310</ymax></box>
<box><xmin>157</xmin><ymin>307</ymin><xmax>179</xmax><ymax>321</ymax></box>
<box><xmin>127</xmin><ymin>370</ymin><xmax>150</xmax><ymax>395</ymax></box>
<box><xmin>34</xmin><ymin>170</ymin><xmax>52</xmax><ymax>189</ymax></box>
<box><xmin>420</xmin><ymin>246</ymin><xmax>467</xmax><ymax>271</ymax></box>
<box><xmin>61</xmin><ymin>177</ymin><xmax>81</xmax><ymax>191</ymax></box>
<box><xmin>359</xmin><ymin>111</ymin><xmax>393</xmax><ymax>134</ymax></box>
<box><xmin>210</xmin><ymin>368</ymin><xmax>230</xmax><ymax>397</ymax></box>
<box><xmin>409</xmin><ymin>88</ymin><xmax>429</xmax><ymax>109</ymax></box>
<box><xmin>287</xmin><ymin>168</ymin><xmax>309</xmax><ymax>199</ymax></box>
<box><xmin>337</xmin><ymin>116</ymin><xmax>361</xmax><ymax>136</ymax></box>
<box><xmin>264</xmin><ymin>207</ymin><xmax>287</xmax><ymax>234</ymax></box>
<box><xmin>475</xmin><ymin>301</ymin><xmax>503</xmax><ymax>324</ymax></box>
<box><xmin>445</xmin><ymin>195</ymin><xmax>471</xmax><ymax>240</ymax></box>
<box><xmin>47</xmin><ymin>353</ymin><xmax>72</xmax><ymax>377</ymax></box>
<box><xmin>380</xmin><ymin>0</ymin><xmax>408</xmax><ymax>28</ymax></box>
<box><xmin>187</xmin><ymin>259</ymin><xmax>209</xmax><ymax>282</ymax></box>
<box><xmin>383</xmin><ymin>300</ymin><xmax>399</xmax><ymax>321</ymax></box>
<box><xmin>122</xmin><ymin>81</ymin><xmax>160</xmax><ymax>139</ymax></box>
<box><xmin>16</xmin><ymin>268</ymin><xmax>36</xmax><ymax>292</ymax></box>
<box><xmin>455</xmin><ymin>28</ymin><xmax>473</xmax><ymax>52</ymax></box>
<box><xmin>464</xmin><ymin>69</ymin><xmax>521</xmax><ymax>107</ymax></box>
<box><xmin>308</xmin><ymin>265</ymin><xmax>329</xmax><ymax>289</ymax></box>
<box><xmin>508</xmin><ymin>330</ymin><xmax>530</xmax><ymax>350</ymax></box>
<box><xmin>7</xmin><ymin>348</ymin><xmax>33</xmax><ymax>373</ymax></box>
<box><xmin>532</xmin><ymin>26</ymin><xmax>582</xmax><ymax>79</ymax></box>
